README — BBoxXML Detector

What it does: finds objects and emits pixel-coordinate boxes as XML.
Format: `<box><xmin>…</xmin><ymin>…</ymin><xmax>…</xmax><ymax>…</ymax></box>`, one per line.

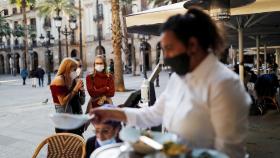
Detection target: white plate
<box><xmin>90</xmin><ymin>143</ymin><xmax>124</xmax><ymax>158</ymax></box>
<box><xmin>49</xmin><ymin>113</ymin><xmax>93</xmax><ymax>130</ymax></box>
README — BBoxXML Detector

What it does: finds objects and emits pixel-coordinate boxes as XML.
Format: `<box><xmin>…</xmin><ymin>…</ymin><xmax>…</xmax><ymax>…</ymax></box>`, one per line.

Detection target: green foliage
<box><xmin>13</xmin><ymin>24</ymin><xmax>25</xmax><ymax>37</ymax></box>
<box><xmin>9</xmin><ymin>0</ymin><xmax>36</xmax><ymax>8</ymax></box>
<box><xmin>0</xmin><ymin>16</ymin><xmax>12</xmax><ymax>38</ymax></box>
<box><xmin>36</xmin><ymin>0</ymin><xmax>78</xmax><ymax>18</ymax></box>
<box><xmin>28</xmin><ymin>25</ymin><xmax>36</xmax><ymax>39</ymax></box>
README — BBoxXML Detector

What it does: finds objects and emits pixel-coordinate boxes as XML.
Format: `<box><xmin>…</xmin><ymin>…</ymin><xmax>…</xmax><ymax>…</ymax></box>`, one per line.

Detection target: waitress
<box><xmin>90</xmin><ymin>7</ymin><xmax>251</xmax><ymax>158</ymax></box>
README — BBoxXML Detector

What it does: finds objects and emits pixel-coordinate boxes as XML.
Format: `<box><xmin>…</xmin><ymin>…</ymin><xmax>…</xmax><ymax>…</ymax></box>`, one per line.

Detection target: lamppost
<box><xmin>61</xmin><ymin>17</ymin><xmax>77</xmax><ymax>57</ymax></box>
<box><xmin>93</xmin><ymin>0</ymin><xmax>104</xmax><ymax>55</ymax></box>
<box><xmin>54</xmin><ymin>13</ymin><xmax>62</xmax><ymax>63</ymax></box>
<box><xmin>69</xmin><ymin>16</ymin><xmax>77</xmax><ymax>44</ymax></box>
<box><xmin>79</xmin><ymin>0</ymin><xmax>83</xmax><ymax>67</ymax></box>
<box><xmin>39</xmin><ymin>32</ymin><xmax>54</xmax><ymax>85</ymax></box>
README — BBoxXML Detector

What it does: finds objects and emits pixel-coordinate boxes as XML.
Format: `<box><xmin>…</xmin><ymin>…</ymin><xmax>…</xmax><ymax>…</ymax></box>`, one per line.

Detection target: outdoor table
<box><xmin>90</xmin><ymin>143</ymin><xmax>229</xmax><ymax>158</ymax></box>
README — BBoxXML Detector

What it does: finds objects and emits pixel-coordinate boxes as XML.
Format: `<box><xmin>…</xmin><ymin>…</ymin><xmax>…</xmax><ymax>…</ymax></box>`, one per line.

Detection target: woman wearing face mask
<box><xmin>86</xmin><ymin>55</ymin><xmax>115</xmax><ymax>112</ymax></box>
<box><xmin>85</xmin><ymin>105</ymin><xmax>122</xmax><ymax>158</ymax></box>
<box><xmin>90</xmin><ymin>7</ymin><xmax>251</xmax><ymax>158</ymax></box>
<box><xmin>50</xmin><ymin>58</ymin><xmax>84</xmax><ymax>134</ymax></box>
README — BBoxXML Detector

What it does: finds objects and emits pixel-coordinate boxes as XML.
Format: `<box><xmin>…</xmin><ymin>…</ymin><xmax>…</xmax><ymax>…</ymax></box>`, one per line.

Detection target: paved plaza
<box><xmin>0</xmin><ymin>71</ymin><xmax>279</xmax><ymax>158</ymax></box>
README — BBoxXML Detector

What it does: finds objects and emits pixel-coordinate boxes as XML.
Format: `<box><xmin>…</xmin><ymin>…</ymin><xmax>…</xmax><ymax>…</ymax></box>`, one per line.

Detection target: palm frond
<box><xmin>36</xmin><ymin>0</ymin><xmax>77</xmax><ymax>18</ymax></box>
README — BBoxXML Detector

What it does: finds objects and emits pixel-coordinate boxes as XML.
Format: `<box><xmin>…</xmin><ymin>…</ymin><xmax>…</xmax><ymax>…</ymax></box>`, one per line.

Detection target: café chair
<box><xmin>32</xmin><ymin>133</ymin><xmax>86</xmax><ymax>158</ymax></box>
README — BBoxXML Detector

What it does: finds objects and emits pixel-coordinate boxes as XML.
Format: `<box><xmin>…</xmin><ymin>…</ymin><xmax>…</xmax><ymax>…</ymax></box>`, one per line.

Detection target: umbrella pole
<box><xmin>264</xmin><ymin>44</ymin><xmax>267</xmax><ymax>74</ymax></box>
<box><xmin>256</xmin><ymin>35</ymin><xmax>260</xmax><ymax>75</ymax></box>
<box><xmin>238</xmin><ymin>27</ymin><xmax>244</xmax><ymax>82</ymax></box>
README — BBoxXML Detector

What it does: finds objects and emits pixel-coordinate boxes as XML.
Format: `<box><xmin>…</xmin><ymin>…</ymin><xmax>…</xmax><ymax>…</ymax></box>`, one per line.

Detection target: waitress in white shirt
<box><xmin>90</xmin><ymin>7</ymin><xmax>251</xmax><ymax>158</ymax></box>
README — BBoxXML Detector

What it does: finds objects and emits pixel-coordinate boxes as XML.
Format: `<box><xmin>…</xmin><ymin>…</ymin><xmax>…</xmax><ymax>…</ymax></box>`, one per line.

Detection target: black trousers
<box><xmin>38</xmin><ymin>77</ymin><xmax>44</xmax><ymax>87</ymax></box>
<box><xmin>22</xmin><ymin>77</ymin><xmax>26</xmax><ymax>85</ymax></box>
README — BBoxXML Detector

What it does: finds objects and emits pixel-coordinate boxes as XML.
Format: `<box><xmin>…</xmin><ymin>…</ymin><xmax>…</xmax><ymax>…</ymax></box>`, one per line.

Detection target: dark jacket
<box><xmin>20</xmin><ymin>69</ymin><xmax>28</xmax><ymax>78</ymax></box>
<box><xmin>85</xmin><ymin>136</ymin><xmax>122</xmax><ymax>158</ymax></box>
<box><xmin>69</xmin><ymin>79</ymin><xmax>86</xmax><ymax>114</ymax></box>
<box><xmin>36</xmin><ymin>68</ymin><xmax>45</xmax><ymax>78</ymax></box>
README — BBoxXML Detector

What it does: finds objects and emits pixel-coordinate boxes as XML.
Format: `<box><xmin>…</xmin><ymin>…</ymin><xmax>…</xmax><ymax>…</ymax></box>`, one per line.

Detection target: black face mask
<box><xmin>164</xmin><ymin>52</ymin><xmax>190</xmax><ymax>76</ymax></box>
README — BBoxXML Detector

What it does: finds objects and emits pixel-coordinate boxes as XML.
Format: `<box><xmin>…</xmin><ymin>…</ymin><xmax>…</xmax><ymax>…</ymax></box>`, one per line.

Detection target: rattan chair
<box><xmin>32</xmin><ymin>133</ymin><xmax>86</xmax><ymax>158</ymax></box>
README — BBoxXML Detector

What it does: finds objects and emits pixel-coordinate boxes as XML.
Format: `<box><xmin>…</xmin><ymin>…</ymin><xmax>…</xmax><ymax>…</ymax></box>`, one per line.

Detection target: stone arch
<box><xmin>32</xmin><ymin>51</ymin><xmax>39</xmax><ymax>69</ymax></box>
<box><xmin>95</xmin><ymin>45</ymin><xmax>106</xmax><ymax>57</ymax></box>
<box><xmin>6</xmin><ymin>54</ymin><xmax>11</xmax><ymax>74</ymax></box>
<box><xmin>0</xmin><ymin>54</ymin><xmax>5</xmax><ymax>74</ymax></box>
<box><xmin>143</xmin><ymin>41</ymin><xmax>151</xmax><ymax>70</ymax></box>
<box><xmin>15</xmin><ymin>53</ymin><xmax>20</xmax><ymax>73</ymax></box>
<box><xmin>71</xmin><ymin>49</ymin><xmax>78</xmax><ymax>58</ymax></box>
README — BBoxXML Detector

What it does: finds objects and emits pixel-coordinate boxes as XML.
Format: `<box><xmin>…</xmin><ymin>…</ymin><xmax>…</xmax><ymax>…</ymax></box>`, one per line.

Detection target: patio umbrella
<box><xmin>126</xmin><ymin>0</ymin><xmax>280</xmax><ymax>80</ymax></box>
<box><xmin>126</xmin><ymin>0</ymin><xmax>280</xmax><ymax>35</ymax></box>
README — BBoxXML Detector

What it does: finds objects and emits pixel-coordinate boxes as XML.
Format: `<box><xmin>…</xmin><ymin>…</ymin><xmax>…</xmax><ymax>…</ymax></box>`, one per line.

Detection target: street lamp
<box><xmin>40</xmin><ymin>32</ymin><xmax>55</xmax><ymax>85</ymax></box>
<box><xmin>54</xmin><ymin>15</ymin><xmax>62</xmax><ymax>63</ymax></box>
<box><xmin>69</xmin><ymin>16</ymin><xmax>77</xmax><ymax>44</ymax></box>
<box><xmin>61</xmin><ymin>25</ymin><xmax>74</xmax><ymax>57</ymax></box>
<box><xmin>93</xmin><ymin>0</ymin><xmax>105</xmax><ymax>55</ymax></box>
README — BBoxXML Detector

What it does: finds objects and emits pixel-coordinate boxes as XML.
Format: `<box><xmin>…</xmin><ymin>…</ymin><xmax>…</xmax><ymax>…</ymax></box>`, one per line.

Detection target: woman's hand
<box><xmin>90</xmin><ymin>108</ymin><xmax>127</xmax><ymax>124</ymax></box>
<box><xmin>74</xmin><ymin>79</ymin><xmax>83</xmax><ymax>92</ymax></box>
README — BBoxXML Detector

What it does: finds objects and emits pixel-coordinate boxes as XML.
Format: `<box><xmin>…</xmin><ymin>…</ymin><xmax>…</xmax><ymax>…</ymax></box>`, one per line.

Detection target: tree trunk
<box><xmin>112</xmin><ymin>0</ymin><xmax>125</xmax><ymax>92</ymax></box>
<box><xmin>121</xmin><ymin>5</ymin><xmax>130</xmax><ymax>72</ymax></box>
<box><xmin>22</xmin><ymin>0</ymin><xmax>29</xmax><ymax>70</ymax></box>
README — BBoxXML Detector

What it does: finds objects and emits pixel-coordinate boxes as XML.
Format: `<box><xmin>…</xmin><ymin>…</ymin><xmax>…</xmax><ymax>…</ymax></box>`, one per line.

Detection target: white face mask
<box><xmin>96</xmin><ymin>137</ymin><xmax>116</xmax><ymax>146</ymax></box>
<box><xmin>95</xmin><ymin>65</ymin><xmax>105</xmax><ymax>72</ymax></box>
<box><xmin>70</xmin><ymin>71</ymin><xmax>77</xmax><ymax>80</ymax></box>
<box><xmin>76</xmin><ymin>68</ymin><xmax>81</xmax><ymax>77</ymax></box>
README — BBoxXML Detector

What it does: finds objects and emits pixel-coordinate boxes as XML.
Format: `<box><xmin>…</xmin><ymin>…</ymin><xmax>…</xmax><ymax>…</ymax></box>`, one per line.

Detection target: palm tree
<box><xmin>120</xmin><ymin>0</ymin><xmax>133</xmax><ymax>75</ymax></box>
<box><xmin>112</xmin><ymin>0</ymin><xmax>125</xmax><ymax>92</ymax></box>
<box><xmin>36</xmin><ymin>0</ymin><xmax>77</xmax><ymax>63</ymax></box>
<box><xmin>36</xmin><ymin>0</ymin><xmax>77</xmax><ymax>17</ymax></box>
<box><xmin>10</xmin><ymin>0</ymin><xmax>36</xmax><ymax>69</ymax></box>
<box><xmin>0</xmin><ymin>16</ymin><xmax>12</xmax><ymax>39</ymax></box>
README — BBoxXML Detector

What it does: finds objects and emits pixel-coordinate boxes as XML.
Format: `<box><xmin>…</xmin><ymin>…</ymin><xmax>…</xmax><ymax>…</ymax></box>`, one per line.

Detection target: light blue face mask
<box><xmin>97</xmin><ymin>137</ymin><xmax>116</xmax><ymax>146</ymax></box>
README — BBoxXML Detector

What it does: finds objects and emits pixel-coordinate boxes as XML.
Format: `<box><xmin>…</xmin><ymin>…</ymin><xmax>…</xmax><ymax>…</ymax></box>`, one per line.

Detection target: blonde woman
<box><xmin>50</xmin><ymin>58</ymin><xmax>85</xmax><ymax>135</ymax></box>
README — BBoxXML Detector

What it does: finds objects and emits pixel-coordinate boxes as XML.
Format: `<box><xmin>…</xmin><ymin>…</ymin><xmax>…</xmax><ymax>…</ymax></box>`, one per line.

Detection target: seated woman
<box><xmin>85</xmin><ymin>105</ymin><xmax>122</xmax><ymax>158</ymax></box>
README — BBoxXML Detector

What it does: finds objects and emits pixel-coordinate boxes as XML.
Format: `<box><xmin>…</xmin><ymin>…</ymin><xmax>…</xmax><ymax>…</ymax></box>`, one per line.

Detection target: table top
<box><xmin>90</xmin><ymin>143</ymin><xmax>229</xmax><ymax>158</ymax></box>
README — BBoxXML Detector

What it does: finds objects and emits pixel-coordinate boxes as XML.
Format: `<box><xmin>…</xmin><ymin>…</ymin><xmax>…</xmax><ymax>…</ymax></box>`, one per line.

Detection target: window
<box><xmin>12</xmin><ymin>8</ymin><xmax>17</xmax><ymax>14</ymax></box>
<box><xmin>30</xmin><ymin>5</ymin><xmax>34</xmax><ymax>10</ymax></box>
<box><xmin>7</xmin><ymin>39</ymin><xmax>11</xmax><ymax>46</ymax></box>
<box><xmin>3</xmin><ymin>9</ymin><xmax>9</xmax><ymax>16</ymax></box>
<box><xmin>14</xmin><ymin>39</ymin><xmax>19</xmax><ymax>46</ymax></box>
<box><xmin>30</xmin><ymin>18</ymin><xmax>36</xmax><ymax>30</ymax></box>
<box><xmin>14</xmin><ymin>21</ymin><xmax>18</xmax><ymax>28</ymax></box>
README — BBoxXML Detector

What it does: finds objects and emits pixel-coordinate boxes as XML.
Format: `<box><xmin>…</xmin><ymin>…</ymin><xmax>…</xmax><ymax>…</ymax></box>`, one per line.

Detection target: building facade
<box><xmin>0</xmin><ymin>0</ymin><xmax>162</xmax><ymax>75</ymax></box>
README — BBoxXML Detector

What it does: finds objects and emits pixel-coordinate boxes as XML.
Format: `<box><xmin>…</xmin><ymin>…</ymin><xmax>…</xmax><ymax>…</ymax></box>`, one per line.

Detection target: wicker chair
<box><xmin>32</xmin><ymin>133</ymin><xmax>86</xmax><ymax>158</ymax></box>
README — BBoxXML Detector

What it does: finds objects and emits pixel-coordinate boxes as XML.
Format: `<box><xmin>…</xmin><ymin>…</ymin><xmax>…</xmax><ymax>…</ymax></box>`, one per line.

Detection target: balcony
<box><xmin>93</xmin><ymin>35</ymin><xmax>104</xmax><ymax>42</ymax></box>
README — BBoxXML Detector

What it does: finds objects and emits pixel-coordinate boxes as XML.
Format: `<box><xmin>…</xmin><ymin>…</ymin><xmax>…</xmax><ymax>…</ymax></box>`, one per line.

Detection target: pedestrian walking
<box><xmin>36</xmin><ymin>65</ymin><xmax>45</xmax><ymax>87</ymax></box>
<box><xmin>90</xmin><ymin>7</ymin><xmax>251</xmax><ymax>158</ymax></box>
<box><xmin>30</xmin><ymin>69</ymin><xmax>37</xmax><ymax>88</ymax></box>
<box><xmin>20</xmin><ymin>68</ymin><xmax>28</xmax><ymax>85</ymax></box>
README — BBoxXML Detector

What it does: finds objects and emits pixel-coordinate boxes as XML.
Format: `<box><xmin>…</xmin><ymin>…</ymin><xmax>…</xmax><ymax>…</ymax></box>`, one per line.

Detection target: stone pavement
<box><xmin>0</xmin><ymin>71</ymin><xmax>279</xmax><ymax>157</ymax></box>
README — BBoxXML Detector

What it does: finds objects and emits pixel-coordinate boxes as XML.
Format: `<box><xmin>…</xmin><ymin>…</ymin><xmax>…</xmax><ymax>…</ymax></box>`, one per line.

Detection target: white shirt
<box><xmin>124</xmin><ymin>53</ymin><xmax>251</xmax><ymax>158</ymax></box>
